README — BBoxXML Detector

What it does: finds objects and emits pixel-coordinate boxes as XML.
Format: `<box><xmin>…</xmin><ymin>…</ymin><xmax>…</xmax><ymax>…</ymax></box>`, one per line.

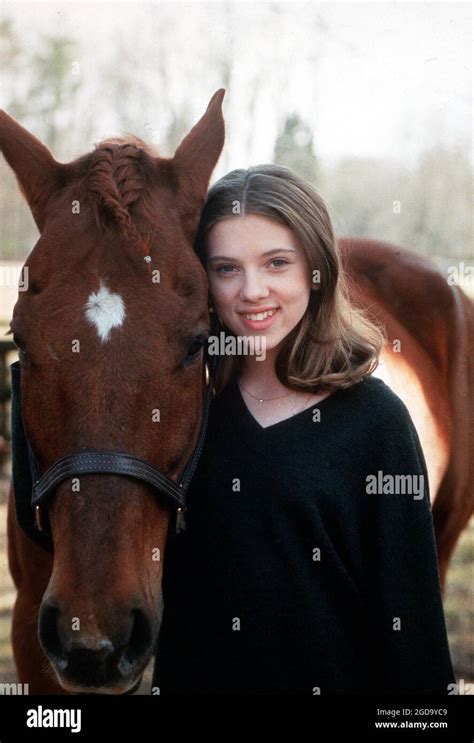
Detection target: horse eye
<box><xmin>184</xmin><ymin>333</ymin><xmax>208</xmax><ymax>364</ymax></box>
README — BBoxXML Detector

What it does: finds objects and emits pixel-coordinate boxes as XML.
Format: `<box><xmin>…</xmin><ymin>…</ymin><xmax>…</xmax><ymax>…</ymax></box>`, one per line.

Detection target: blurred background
<box><xmin>0</xmin><ymin>1</ymin><xmax>472</xmax><ymax>690</ymax></box>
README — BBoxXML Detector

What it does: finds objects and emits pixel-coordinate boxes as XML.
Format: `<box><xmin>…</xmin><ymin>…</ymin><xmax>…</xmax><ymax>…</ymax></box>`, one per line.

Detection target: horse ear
<box><xmin>172</xmin><ymin>89</ymin><xmax>225</xmax><ymax>240</ymax></box>
<box><xmin>0</xmin><ymin>110</ymin><xmax>64</xmax><ymax>232</ymax></box>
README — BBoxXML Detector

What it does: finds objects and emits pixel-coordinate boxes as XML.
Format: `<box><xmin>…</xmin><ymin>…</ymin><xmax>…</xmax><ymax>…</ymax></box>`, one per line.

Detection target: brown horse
<box><xmin>339</xmin><ymin>238</ymin><xmax>473</xmax><ymax>590</ymax></box>
<box><xmin>2</xmin><ymin>93</ymin><xmax>472</xmax><ymax>695</ymax></box>
<box><xmin>2</xmin><ymin>89</ymin><xmax>225</xmax><ymax>694</ymax></box>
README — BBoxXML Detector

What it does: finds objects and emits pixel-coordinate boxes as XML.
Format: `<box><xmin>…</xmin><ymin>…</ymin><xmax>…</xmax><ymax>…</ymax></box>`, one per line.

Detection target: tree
<box><xmin>26</xmin><ymin>34</ymin><xmax>81</xmax><ymax>150</ymax></box>
<box><xmin>0</xmin><ymin>18</ymin><xmax>24</xmax><ymax>116</ymax></box>
<box><xmin>273</xmin><ymin>113</ymin><xmax>319</xmax><ymax>184</ymax></box>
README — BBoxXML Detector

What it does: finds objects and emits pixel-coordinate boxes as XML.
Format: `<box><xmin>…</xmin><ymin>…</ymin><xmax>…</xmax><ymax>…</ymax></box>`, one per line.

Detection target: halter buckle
<box><xmin>35</xmin><ymin>505</ymin><xmax>44</xmax><ymax>532</ymax></box>
<box><xmin>176</xmin><ymin>507</ymin><xmax>186</xmax><ymax>534</ymax></box>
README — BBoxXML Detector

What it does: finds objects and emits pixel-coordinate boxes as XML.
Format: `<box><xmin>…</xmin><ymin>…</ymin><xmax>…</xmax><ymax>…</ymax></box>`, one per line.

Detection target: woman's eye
<box><xmin>216</xmin><ymin>260</ymin><xmax>289</xmax><ymax>273</ymax></box>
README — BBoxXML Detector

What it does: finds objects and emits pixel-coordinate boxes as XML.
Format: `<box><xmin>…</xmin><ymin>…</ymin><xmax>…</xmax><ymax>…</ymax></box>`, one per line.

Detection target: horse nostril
<box><xmin>118</xmin><ymin>608</ymin><xmax>153</xmax><ymax>675</ymax></box>
<box><xmin>38</xmin><ymin>600</ymin><xmax>154</xmax><ymax>687</ymax></box>
<box><xmin>38</xmin><ymin>600</ymin><xmax>67</xmax><ymax>670</ymax></box>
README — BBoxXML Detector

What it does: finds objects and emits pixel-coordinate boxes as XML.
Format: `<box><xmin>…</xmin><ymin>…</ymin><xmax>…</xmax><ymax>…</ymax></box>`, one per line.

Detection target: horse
<box><xmin>2</xmin><ymin>89</ymin><xmax>225</xmax><ymax>694</ymax></box>
<box><xmin>339</xmin><ymin>238</ymin><xmax>473</xmax><ymax>590</ymax></box>
<box><xmin>1</xmin><ymin>91</ymin><xmax>472</xmax><ymax>694</ymax></box>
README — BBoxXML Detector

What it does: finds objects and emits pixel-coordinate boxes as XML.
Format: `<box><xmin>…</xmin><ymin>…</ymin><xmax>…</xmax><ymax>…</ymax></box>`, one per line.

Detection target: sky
<box><xmin>0</xmin><ymin>1</ymin><xmax>471</xmax><ymax>172</ymax></box>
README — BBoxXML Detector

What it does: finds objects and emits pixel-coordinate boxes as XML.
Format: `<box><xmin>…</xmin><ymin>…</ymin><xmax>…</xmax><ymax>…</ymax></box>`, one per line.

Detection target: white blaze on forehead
<box><xmin>84</xmin><ymin>281</ymin><xmax>126</xmax><ymax>342</ymax></box>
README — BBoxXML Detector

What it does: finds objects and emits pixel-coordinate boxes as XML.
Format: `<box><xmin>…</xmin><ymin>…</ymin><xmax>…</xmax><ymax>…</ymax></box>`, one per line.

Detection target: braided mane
<box><xmin>78</xmin><ymin>136</ymin><xmax>160</xmax><ymax>252</ymax></box>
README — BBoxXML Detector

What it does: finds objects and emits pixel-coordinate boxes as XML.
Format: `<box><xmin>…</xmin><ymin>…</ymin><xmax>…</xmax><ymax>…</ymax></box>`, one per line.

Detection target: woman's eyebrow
<box><xmin>208</xmin><ymin>247</ymin><xmax>296</xmax><ymax>262</ymax></box>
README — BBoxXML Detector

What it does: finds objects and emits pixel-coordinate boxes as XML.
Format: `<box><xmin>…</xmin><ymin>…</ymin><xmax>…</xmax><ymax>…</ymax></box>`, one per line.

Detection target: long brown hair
<box><xmin>196</xmin><ymin>164</ymin><xmax>385</xmax><ymax>394</ymax></box>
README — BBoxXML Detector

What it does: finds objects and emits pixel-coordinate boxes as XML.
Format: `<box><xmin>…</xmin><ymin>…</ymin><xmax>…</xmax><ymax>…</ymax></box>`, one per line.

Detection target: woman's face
<box><xmin>206</xmin><ymin>214</ymin><xmax>313</xmax><ymax>351</ymax></box>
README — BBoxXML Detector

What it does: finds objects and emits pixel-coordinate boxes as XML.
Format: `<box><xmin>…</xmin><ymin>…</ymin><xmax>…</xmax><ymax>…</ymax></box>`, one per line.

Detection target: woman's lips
<box><xmin>238</xmin><ymin>307</ymin><xmax>279</xmax><ymax>331</ymax></box>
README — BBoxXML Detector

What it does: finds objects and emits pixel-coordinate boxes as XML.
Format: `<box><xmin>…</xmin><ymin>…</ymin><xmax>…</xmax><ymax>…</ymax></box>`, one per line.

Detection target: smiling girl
<box><xmin>153</xmin><ymin>164</ymin><xmax>455</xmax><ymax>695</ymax></box>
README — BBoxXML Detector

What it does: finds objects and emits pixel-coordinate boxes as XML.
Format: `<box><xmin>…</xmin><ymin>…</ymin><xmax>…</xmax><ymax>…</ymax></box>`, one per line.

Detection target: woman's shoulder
<box><xmin>335</xmin><ymin>373</ymin><xmax>419</xmax><ymax>445</ymax></box>
<box><xmin>337</xmin><ymin>372</ymin><xmax>411</xmax><ymax>417</ymax></box>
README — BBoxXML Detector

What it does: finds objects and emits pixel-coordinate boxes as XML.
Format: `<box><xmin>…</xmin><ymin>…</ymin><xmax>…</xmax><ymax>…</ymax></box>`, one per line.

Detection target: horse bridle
<box><xmin>11</xmin><ymin>351</ymin><xmax>216</xmax><ymax>553</ymax></box>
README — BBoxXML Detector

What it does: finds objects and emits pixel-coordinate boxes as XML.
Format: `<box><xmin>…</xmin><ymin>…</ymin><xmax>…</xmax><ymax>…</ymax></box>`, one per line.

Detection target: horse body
<box><xmin>340</xmin><ymin>237</ymin><xmax>473</xmax><ymax>586</ymax></box>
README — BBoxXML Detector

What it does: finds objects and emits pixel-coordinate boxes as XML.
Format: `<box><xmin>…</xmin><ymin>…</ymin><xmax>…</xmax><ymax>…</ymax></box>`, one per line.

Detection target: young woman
<box><xmin>152</xmin><ymin>164</ymin><xmax>455</xmax><ymax>696</ymax></box>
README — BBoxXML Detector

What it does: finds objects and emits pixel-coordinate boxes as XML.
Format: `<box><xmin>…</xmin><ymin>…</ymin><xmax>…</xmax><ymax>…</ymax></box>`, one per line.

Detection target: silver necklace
<box><xmin>239</xmin><ymin>382</ymin><xmax>315</xmax><ymax>420</ymax></box>
<box><xmin>238</xmin><ymin>382</ymin><xmax>292</xmax><ymax>404</ymax></box>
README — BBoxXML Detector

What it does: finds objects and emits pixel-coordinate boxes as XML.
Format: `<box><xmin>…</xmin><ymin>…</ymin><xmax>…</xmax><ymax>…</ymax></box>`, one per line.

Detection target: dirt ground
<box><xmin>0</xmin><ymin>481</ymin><xmax>472</xmax><ymax>692</ymax></box>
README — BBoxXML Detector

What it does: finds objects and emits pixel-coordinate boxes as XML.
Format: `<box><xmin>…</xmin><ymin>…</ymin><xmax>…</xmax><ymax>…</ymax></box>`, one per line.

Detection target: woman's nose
<box><xmin>239</xmin><ymin>271</ymin><xmax>269</xmax><ymax>301</ymax></box>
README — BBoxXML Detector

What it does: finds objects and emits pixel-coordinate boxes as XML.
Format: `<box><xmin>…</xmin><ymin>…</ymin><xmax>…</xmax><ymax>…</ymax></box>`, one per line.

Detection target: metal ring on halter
<box><xmin>35</xmin><ymin>505</ymin><xmax>43</xmax><ymax>532</ymax></box>
<box><xmin>204</xmin><ymin>362</ymin><xmax>210</xmax><ymax>386</ymax></box>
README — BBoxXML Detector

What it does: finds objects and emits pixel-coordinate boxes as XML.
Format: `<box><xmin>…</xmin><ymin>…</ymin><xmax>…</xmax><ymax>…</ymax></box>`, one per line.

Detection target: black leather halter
<box><xmin>10</xmin><ymin>356</ymin><xmax>216</xmax><ymax>555</ymax></box>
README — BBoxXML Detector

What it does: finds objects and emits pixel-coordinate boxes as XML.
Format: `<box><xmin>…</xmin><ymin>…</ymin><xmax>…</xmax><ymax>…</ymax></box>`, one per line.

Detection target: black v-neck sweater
<box><xmin>152</xmin><ymin>375</ymin><xmax>455</xmax><ymax>695</ymax></box>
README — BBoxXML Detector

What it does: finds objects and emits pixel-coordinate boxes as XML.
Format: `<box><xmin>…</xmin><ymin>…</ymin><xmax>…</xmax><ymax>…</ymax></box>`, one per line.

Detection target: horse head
<box><xmin>1</xmin><ymin>90</ymin><xmax>225</xmax><ymax>693</ymax></box>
